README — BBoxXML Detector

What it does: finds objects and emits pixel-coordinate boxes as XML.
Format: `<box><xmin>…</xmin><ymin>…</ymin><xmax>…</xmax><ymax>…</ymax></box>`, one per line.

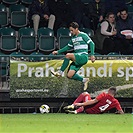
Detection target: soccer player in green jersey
<box><xmin>51</xmin><ymin>22</ymin><xmax>95</xmax><ymax>90</ymax></box>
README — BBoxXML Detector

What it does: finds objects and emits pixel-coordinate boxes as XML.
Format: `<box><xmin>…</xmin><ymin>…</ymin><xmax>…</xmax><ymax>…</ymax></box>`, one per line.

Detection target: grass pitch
<box><xmin>0</xmin><ymin>113</ymin><xmax>132</xmax><ymax>133</ymax></box>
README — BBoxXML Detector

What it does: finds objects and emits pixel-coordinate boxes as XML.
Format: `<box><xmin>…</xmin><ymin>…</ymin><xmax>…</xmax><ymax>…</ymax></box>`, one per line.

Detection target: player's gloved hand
<box><xmin>90</xmin><ymin>55</ymin><xmax>95</xmax><ymax>63</ymax></box>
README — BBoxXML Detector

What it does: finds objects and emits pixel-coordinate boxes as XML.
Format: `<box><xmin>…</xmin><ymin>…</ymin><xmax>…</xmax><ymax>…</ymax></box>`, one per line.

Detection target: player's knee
<box><xmin>65</xmin><ymin>53</ymin><xmax>72</xmax><ymax>59</ymax></box>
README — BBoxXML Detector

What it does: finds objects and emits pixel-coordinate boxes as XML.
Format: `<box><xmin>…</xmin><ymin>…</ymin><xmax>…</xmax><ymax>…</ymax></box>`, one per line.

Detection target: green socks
<box><xmin>60</xmin><ymin>58</ymin><xmax>70</xmax><ymax>71</ymax></box>
<box><xmin>60</xmin><ymin>58</ymin><xmax>83</xmax><ymax>82</ymax></box>
<box><xmin>72</xmin><ymin>73</ymin><xmax>83</xmax><ymax>81</ymax></box>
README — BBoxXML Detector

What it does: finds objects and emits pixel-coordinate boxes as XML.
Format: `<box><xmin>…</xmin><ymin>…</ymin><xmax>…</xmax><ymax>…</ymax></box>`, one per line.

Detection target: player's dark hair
<box><xmin>109</xmin><ymin>87</ymin><xmax>117</xmax><ymax>95</ymax></box>
<box><xmin>69</xmin><ymin>22</ymin><xmax>79</xmax><ymax>29</ymax></box>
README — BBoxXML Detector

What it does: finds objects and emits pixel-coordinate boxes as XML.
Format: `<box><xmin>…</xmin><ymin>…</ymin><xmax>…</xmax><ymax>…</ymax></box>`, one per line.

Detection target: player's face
<box><xmin>69</xmin><ymin>27</ymin><xmax>78</xmax><ymax>35</ymax></box>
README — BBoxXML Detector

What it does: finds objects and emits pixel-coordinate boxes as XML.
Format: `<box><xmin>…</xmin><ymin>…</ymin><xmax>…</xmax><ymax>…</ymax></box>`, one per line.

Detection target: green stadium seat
<box><xmin>0</xmin><ymin>27</ymin><xmax>17</xmax><ymax>53</ymax></box>
<box><xmin>38</xmin><ymin>27</ymin><xmax>55</xmax><ymax>53</ymax></box>
<box><xmin>29</xmin><ymin>52</ymin><xmax>44</xmax><ymax>62</ymax></box>
<box><xmin>2</xmin><ymin>0</ymin><xmax>19</xmax><ymax>4</ymax></box>
<box><xmin>107</xmin><ymin>52</ymin><xmax>121</xmax><ymax>60</ymax></box>
<box><xmin>126</xmin><ymin>4</ymin><xmax>133</xmax><ymax>19</ymax></box>
<box><xmin>57</xmin><ymin>27</ymin><xmax>72</xmax><ymax>50</ymax></box>
<box><xmin>18</xmin><ymin>27</ymin><xmax>37</xmax><ymax>53</ymax></box>
<box><xmin>79</xmin><ymin>28</ymin><xmax>94</xmax><ymax>37</ymax></box>
<box><xmin>9</xmin><ymin>4</ymin><xmax>27</xmax><ymax>28</ymax></box>
<box><xmin>107</xmin><ymin>52</ymin><xmax>120</xmax><ymax>55</ymax></box>
<box><xmin>127</xmin><ymin>4</ymin><xmax>133</xmax><ymax>12</ymax></box>
<box><xmin>10</xmin><ymin>51</ymin><xmax>25</xmax><ymax>60</ymax></box>
<box><xmin>0</xmin><ymin>4</ymin><xmax>8</xmax><ymax>27</ymax></box>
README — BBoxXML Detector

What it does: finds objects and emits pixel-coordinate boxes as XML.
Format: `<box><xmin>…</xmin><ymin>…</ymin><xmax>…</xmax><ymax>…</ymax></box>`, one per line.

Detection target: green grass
<box><xmin>0</xmin><ymin>113</ymin><xmax>132</xmax><ymax>133</ymax></box>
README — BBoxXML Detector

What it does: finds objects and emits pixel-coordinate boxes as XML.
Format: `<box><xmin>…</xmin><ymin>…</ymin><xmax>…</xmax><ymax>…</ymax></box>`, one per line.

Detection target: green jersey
<box><xmin>58</xmin><ymin>32</ymin><xmax>95</xmax><ymax>56</ymax></box>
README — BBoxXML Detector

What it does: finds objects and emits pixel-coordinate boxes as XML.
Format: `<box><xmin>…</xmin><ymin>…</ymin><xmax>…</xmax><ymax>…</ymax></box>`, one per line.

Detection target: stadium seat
<box><xmin>18</xmin><ymin>27</ymin><xmax>36</xmax><ymax>53</ymax></box>
<box><xmin>0</xmin><ymin>27</ymin><xmax>17</xmax><ymax>53</ymax></box>
<box><xmin>0</xmin><ymin>4</ymin><xmax>8</xmax><ymax>27</ymax></box>
<box><xmin>79</xmin><ymin>28</ymin><xmax>94</xmax><ymax>37</ymax></box>
<box><xmin>20</xmin><ymin>0</ymin><xmax>33</xmax><ymax>5</ymax></box>
<box><xmin>126</xmin><ymin>4</ymin><xmax>133</xmax><ymax>19</ymax></box>
<box><xmin>127</xmin><ymin>4</ymin><xmax>133</xmax><ymax>12</ymax></box>
<box><xmin>57</xmin><ymin>27</ymin><xmax>72</xmax><ymax>50</ymax></box>
<box><xmin>2</xmin><ymin>0</ymin><xmax>19</xmax><ymax>5</ymax></box>
<box><xmin>9</xmin><ymin>4</ymin><xmax>27</xmax><ymax>28</ymax></box>
<box><xmin>10</xmin><ymin>51</ymin><xmax>25</xmax><ymax>60</ymax></box>
<box><xmin>107</xmin><ymin>52</ymin><xmax>120</xmax><ymax>55</ymax></box>
<box><xmin>107</xmin><ymin>52</ymin><xmax>121</xmax><ymax>59</ymax></box>
<box><xmin>38</xmin><ymin>27</ymin><xmax>55</xmax><ymax>53</ymax></box>
<box><xmin>29</xmin><ymin>52</ymin><xmax>44</xmax><ymax>62</ymax></box>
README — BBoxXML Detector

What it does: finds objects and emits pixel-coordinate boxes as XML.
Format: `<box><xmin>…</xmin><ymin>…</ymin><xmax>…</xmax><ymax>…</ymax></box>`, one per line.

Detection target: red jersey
<box><xmin>85</xmin><ymin>92</ymin><xmax>122</xmax><ymax>114</ymax></box>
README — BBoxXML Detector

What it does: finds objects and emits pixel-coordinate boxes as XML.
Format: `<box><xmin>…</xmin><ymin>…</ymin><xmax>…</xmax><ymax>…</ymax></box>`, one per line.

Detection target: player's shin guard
<box><xmin>71</xmin><ymin>73</ymin><xmax>83</xmax><ymax>81</ymax></box>
<box><xmin>60</xmin><ymin>58</ymin><xmax>70</xmax><ymax>71</ymax></box>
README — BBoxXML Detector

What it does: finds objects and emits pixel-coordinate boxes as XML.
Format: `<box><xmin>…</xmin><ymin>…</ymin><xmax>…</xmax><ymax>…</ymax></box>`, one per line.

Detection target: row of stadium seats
<box><xmin>0</xmin><ymin>0</ymin><xmax>97</xmax><ymax>5</ymax></box>
<box><xmin>1</xmin><ymin>0</ymin><xmax>133</xmax><ymax>5</ymax></box>
<box><xmin>0</xmin><ymin>27</ymin><xmax>54</xmax><ymax>54</ymax></box>
<box><xmin>1</xmin><ymin>2</ymin><xmax>133</xmax><ymax>28</ymax></box>
<box><xmin>1</xmin><ymin>0</ymin><xmax>32</xmax><ymax>5</ymax></box>
<box><xmin>0</xmin><ymin>3</ymin><xmax>28</xmax><ymax>28</ymax></box>
<box><xmin>0</xmin><ymin>26</ymin><xmax>94</xmax><ymax>55</ymax></box>
<box><xmin>0</xmin><ymin>0</ymin><xmax>103</xmax><ymax>5</ymax></box>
